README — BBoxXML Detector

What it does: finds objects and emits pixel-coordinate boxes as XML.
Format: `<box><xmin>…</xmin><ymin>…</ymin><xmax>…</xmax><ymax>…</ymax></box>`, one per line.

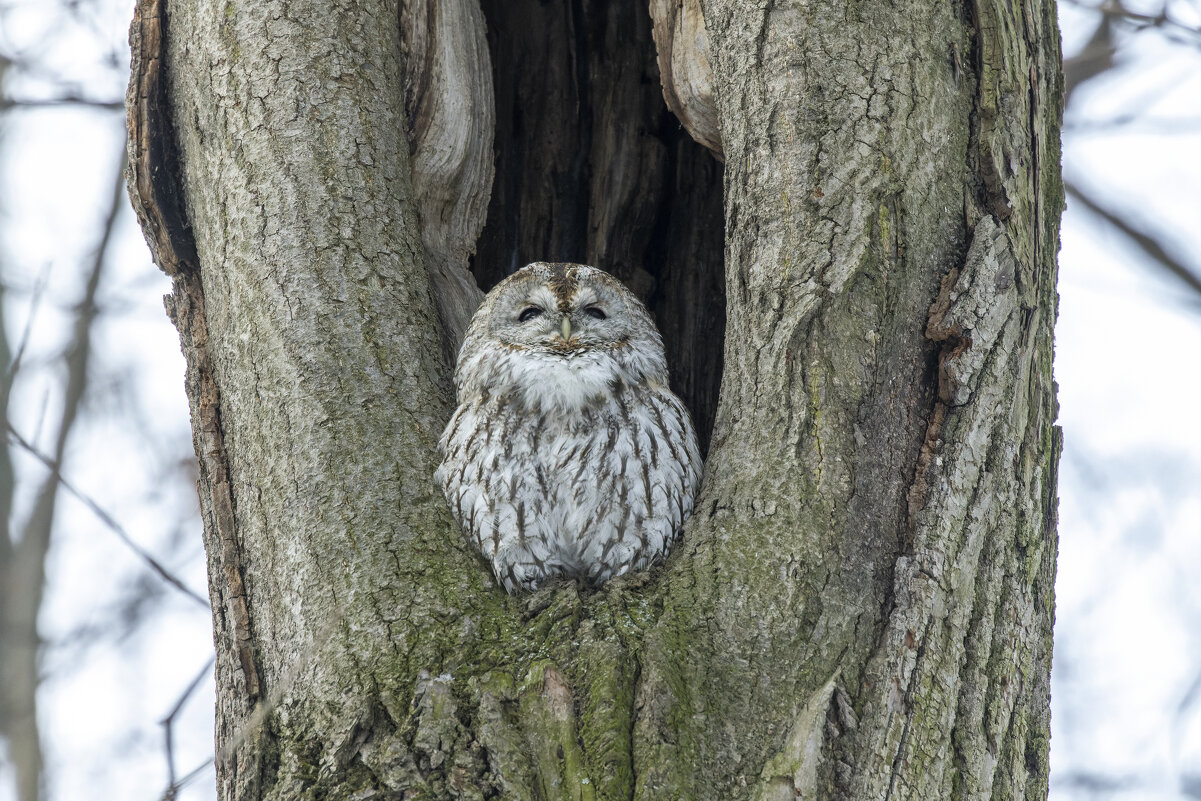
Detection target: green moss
<box><xmin>1025</xmin><ymin>728</ymin><xmax>1050</xmax><ymax>778</ymax></box>
<box><xmin>517</xmin><ymin>660</ymin><xmax>597</xmax><ymax>801</ymax></box>
<box><xmin>950</xmin><ymin>764</ymin><xmax>965</xmax><ymax>798</ymax></box>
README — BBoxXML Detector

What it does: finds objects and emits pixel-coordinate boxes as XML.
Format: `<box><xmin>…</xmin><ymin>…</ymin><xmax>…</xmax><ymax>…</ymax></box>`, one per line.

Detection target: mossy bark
<box><xmin>126</xmin><ymin>0</ymin><xmax>1062</xmax><ymax>799</ymax></box>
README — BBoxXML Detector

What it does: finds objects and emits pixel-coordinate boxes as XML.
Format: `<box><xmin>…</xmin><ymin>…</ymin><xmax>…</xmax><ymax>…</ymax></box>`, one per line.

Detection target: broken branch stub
<box><xmin>400</xmin><ymin>0</ymin><xmax>493</xmax><ymax>354</ymax></box>
<box><xmin>649</xmin><ymin>0</ymin><xmax>724</xmax><ymax>160</ymax></box>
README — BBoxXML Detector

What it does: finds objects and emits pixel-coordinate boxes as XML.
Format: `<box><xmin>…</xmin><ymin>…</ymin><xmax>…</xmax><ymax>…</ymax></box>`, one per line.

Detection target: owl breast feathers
<box><xmin>435</xmin><ymin>262</ymin><xmax>703</xmax><ymax>593</ymax></box>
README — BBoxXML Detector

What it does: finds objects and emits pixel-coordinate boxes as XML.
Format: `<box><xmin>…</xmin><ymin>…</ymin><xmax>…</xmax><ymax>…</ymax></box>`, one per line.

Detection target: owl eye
<box><xmin>583</xmin><ymin>306</ymin><xmax>607</xmax><ymax>320</ymax></box>
<box><xmin>518</xmin><ymin>306</ymin><xmax>544</xmax><ymax>322</ymax></box>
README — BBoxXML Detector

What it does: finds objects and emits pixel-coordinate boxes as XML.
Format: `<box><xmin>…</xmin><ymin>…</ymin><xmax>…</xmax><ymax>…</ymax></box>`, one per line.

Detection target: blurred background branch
<box><xmin>0</xmin><ymin>137</ymin><xmax>123</xmax><ymax>801</ymax></box>
<box><xmin>2</xmin><ymin>1</ymin><xmax>213</xmax><ymax>799</ymax></box>
<box><xmin>1060</xmin><ymin>0</ymin><xmax>1201</xmax><ymax>307</ymax></box>
<box><xmin>1065</xmin><ymin>182</ymin><xmax>1201</xmax><ymax>301</ymax></box>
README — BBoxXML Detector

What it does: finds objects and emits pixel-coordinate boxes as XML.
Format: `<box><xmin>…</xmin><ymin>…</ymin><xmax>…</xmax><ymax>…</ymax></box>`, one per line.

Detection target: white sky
<box><xmin>2</xmin><ymin>1</ymin><xmax>1201</xmax><ymax>800</ymax></box>
<box><xmin>1052</xmin><ymin>4</ymin><xmax>1201</xmax><ymax>798</ymax></box>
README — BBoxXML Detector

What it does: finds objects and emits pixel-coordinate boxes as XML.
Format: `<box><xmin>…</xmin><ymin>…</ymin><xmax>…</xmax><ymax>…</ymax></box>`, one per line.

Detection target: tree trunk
<box><xmin>126</xmin><ymin>0</ymin><xmax>1062</xmax><ymax>798</ymax></box>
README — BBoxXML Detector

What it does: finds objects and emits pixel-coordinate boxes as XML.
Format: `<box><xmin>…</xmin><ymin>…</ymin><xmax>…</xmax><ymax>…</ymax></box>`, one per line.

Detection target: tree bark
<box><xmin>126</xmin><ymin>0</ymin><xmax>1062</xmax><ymax>798</ymax></box>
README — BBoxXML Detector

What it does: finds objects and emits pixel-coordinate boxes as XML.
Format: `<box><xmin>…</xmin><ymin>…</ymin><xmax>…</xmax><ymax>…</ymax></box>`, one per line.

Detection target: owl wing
<box><xmin>565</xmin><ymin>388</ymin><xmax>701</xmax><ymax>584</ymax></box>
<box><xmin>437</xmin><ymin>401</ymin><xmax>561</xmax><ymax>591</ymax></box>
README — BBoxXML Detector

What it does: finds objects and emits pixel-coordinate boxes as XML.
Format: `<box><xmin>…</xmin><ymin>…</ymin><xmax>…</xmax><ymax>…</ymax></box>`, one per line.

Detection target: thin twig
<box><xmin>6</xmin><ymin>425</ymin><xmax>210</xmax><ymax>608</ymax></box>
<box><xmin>1066</xmin><ymin>182</ymin><xmax>1201</xmax><ymax>301</ymax></box>
<box><xmin>160</xmin><ymin>657</ymin><xmax>215</xmax><ymax>789</ymax></box>
<box><xmin>0</xmin><ymin>96</ymin><xmax>124</xmax><ymax>111</ymax></box>
<box><xmin>5</xmin><ymin>262</ymin><xmax>52</xmax><ymax>388</ymax></box>
<box><xmin>159</xmin><ymin>757</ymin><xmax>216</xmax><ymax>801</ymax></box>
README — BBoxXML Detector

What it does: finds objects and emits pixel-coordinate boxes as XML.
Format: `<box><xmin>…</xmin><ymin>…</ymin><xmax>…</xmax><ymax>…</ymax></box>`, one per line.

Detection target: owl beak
<box><xmin>560</xmin><ymin>315</ymin><xmax>572</xmax><ymax>341</ymax></box>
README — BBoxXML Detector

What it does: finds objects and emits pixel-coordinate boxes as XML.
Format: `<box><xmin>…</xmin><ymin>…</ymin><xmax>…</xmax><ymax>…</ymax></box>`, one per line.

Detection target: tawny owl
<box><xmin>436</xmin><ymin>262</ymin><xmax>702</xmax><ymax>593</ymax></box>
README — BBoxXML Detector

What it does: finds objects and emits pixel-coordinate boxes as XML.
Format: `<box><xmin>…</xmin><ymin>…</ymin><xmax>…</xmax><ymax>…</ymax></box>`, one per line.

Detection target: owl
<box><xmin>436</xmin><ymin>262</ymin><xmax>703</xmax><ymax>593</ymax></box>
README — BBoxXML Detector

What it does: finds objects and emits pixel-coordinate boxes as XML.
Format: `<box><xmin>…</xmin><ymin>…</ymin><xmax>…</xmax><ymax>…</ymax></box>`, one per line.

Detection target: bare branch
<box><xmin>1064</xmin><ymin>15</ymin><xmax>1116</xmax><ymax>106</ymax></box>
<box><xmin>0</xmin><ymin>96</ymin><xmax>124</xmax><ymax>111</ymax></box>
<box><xmin>5</xmin><ymin>262</ymin><xmax>52</xmax><ymax>388</ymax></box>
<box><xmin>159</xmin><ymin>757</ymin><xmax>215</xmax><ymax>801</ymax></box>
<box><xmin>1066</xmin><ymin>182</ymin><xmax>1201</xmax><ymax>301</ymax></box>
<box><xmin>1062</xmin><ymin>0</ymin><xmax>1201</xmax><ymax>111</ymax></box>
<box><xmin>1065</xmin><ymin>115</ymin><xmax>1201</xmax><ymax>134</ymax></box>
<box><xmin>160</xmin><ymin>657</ymin><xmax>215</xmax><ymax>790</ymax></box>
<box><xmin>0</xmin><ymin>145</ymin><xmax>134</xmax><ymax>801</ymax></box>
<box><xmin>1063</xmin><ymin>0</ymin><xmax>1201</xmax><ymax>39</ymax></box>
<box><xmin>1054</xmin><ymin>769</ymin><xmax>1143</xmax><ymax>792</ymax></box>
<box><xmin>6</xmin><ymin>425</ymin><xmax>210</xmax><ymax>609</ymax></box>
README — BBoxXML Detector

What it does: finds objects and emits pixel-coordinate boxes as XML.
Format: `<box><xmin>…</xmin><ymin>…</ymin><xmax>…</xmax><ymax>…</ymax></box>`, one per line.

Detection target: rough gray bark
<box><xmin>126</xmin><ymin>0</ymin><xmax>1061</xmax><ymax>799</ymax></box>
<box><xmin>633</xmin><ymin>1</ymin><xmax>1062</xmax><ymax>798</ymax></box>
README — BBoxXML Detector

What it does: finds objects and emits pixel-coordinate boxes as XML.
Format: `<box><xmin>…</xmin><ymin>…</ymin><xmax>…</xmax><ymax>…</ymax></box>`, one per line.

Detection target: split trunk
<box><xmin>125</xmin><ymin>0</ymin><xmax>1063</xmax><ymax>798</ymax></box>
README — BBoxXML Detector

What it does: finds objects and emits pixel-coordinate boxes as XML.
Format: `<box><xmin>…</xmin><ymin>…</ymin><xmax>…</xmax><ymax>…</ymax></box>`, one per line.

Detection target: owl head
<box><xmin>455</xmin><ymin>263</ymin><xmax>669</xmax><ymax>411</ymax></box>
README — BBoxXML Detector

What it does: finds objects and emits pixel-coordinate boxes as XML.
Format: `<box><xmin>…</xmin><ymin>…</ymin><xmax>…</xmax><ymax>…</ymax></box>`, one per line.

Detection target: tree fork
<box><xmin>126</xmin><ymin>0</ymin><xmax>1062</xmax><ymax>798</ymax></box>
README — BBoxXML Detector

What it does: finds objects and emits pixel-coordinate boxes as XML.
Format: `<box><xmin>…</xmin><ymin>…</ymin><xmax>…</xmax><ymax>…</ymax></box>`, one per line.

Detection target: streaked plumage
<box><xmin>436</xmin><ymin>262</ymin><xmax>702</xmax><ymax>592</ymax></box>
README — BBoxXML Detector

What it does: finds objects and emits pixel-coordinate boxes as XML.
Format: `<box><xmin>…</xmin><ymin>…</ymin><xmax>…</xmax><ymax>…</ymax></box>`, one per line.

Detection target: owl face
<box><xmin>486</xmin><ymin>267</ymin><xmax>635</xmax><ymax>354</ymax></box>
<box><xmin>456</xmin><ymin>263</ymin><xmax>669</xmax><ymax>413</ymax></box>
